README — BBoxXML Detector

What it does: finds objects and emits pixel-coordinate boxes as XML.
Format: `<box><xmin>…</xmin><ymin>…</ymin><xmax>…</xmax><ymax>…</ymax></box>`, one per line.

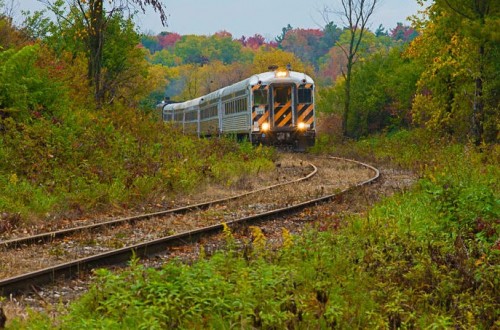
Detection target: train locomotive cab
<box><xmin>250</xmin><ymin>70</ymin><xmax>315</xmax><ymax>150</ymax></box>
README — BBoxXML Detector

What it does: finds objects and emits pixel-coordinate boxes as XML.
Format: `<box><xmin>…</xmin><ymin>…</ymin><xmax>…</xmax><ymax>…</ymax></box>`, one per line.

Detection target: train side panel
<box><xmin>221</xmin><ymin>98</ymin><xmax>250</xmax><ymax>135</ymax></box>
<box><xmin>199</xmin><ymin>90</ymin><xmax>222</xmax><ymax>136</ymax></box>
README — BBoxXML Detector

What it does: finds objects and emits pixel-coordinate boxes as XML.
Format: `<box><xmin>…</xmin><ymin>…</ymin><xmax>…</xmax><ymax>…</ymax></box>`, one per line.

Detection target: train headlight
<box><xmin>275</xmin><ymin>70</ymin><xmax>289</xmax><ymax>78</ymax></box>
<box><xmin>261</xmin><ymin>122</ymin><xmax>270</xmax><ymax>131</ymax></box>
<box><xmin>297</xmin><ymin>122</ymin><xmax>306</xmax><ymax>130</ymax></box>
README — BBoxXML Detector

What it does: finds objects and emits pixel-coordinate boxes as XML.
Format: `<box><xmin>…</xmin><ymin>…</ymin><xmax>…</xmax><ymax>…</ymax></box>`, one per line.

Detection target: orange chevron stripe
<box><xmin>252</xmin><ymin>85</ymin><xmax>269</xmax><ymax>91</ymax></box>
<box><xmin>258</xmin><ymin>112</ymin><xmax>269</xmax><ymax>125</ymax></box>
<box><xmin>298</xmin><ymin>104</ymin><xmax>313</xmax><ymax>122</ymax></box>
<box><xmin>299</xmin><ymin>115</ymin><xmax>314</xmax><ymax>125</ymax></box>
<box><xmin>252</xmin><ymin>111</ymin><xmax>269</xmax><ymax>122</ymax></box>
<box><xmin>276</xmin><ymin>112</ymin><xmax>292</xmax><ymax>127</ymax></box>
<box><xmin>274</xmin><ymin>100</ymin><xmax>291</xmax><ymax>119</ymax></box>
<box><xmin>304</xmin><ymin>116</ymin><xmax>314</xmax><ymax>125</ymax></box>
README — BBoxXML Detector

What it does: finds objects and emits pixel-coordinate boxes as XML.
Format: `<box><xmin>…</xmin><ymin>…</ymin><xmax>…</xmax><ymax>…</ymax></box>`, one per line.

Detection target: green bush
<box><xmin>0</xmin><ymin>44</ymin><xmax>69</xmax><ymax>121</ymax></box>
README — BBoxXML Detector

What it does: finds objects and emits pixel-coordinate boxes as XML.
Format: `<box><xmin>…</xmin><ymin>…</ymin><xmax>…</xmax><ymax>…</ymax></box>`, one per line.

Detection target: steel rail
<box><xmin>0</xmin><ymin>157</ymin><xmax>379</xmax><ymax>296</ymax></box>
<box><xmin>0</xmin><ymin>163</ymin><xmax>317</xmax><ymax>250</ymax></box>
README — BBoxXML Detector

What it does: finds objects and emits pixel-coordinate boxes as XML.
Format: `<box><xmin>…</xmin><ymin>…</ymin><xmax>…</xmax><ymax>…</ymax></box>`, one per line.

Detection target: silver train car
<box><xmin>158</xmin><ymin>69</ymin><xmax>315</xmax><ymax>149</ymax></box>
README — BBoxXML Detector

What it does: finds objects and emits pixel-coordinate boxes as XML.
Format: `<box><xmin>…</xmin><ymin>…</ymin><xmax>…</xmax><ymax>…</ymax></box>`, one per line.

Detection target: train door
<box><xmin>271</xmin><ymin>85</ymin><xmax>294</xmax><ymax>129</ymax></box>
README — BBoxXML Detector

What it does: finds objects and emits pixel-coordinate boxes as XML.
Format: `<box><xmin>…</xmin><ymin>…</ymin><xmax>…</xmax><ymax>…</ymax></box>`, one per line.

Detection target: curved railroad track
<box><xmin>1</xmin><ymin>160</ymin><xmax>317</xmax><ymax>250</ymax></box>
<box><xmin>0</xmin><ymin>156</ymin><xmax>379</xmax><ymax>296</ymax></box>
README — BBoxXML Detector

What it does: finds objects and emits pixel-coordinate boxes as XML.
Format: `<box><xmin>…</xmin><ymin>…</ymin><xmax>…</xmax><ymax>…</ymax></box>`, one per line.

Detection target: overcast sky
<box><xmin>15</xmin><ymin>0</ymin><xmax>423</xmax><ymax>40</ymax></box>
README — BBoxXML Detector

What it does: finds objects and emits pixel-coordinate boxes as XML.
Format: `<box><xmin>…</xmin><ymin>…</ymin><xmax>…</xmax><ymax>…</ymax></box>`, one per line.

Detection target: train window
<box><xmin>201</xmin><ymin>106</ymin><xmax>218</xmax><ymax>119</ymax></box>
<box><xmin>253</xmin><ymin>90</ymin><xmax>268</xmax><ymax>105</ymax></box>
<box><xmin>224</xmin><ymin>98</ymin><xmax>247</xmax><ymax>115</ymax></box>
<box><xmin>274</xmin><ymin>87</ymin><xmax>291</xmax><ymax>104</ymax></box>
<box><xmin>236</xmin><ymin>98</ymin><xmax>247</xmax><ymax>113</ymax></box>
<box><xmin>298</xmin><ymin>88</ymin><xmax>312</xmax><ymax>104</ymax></box>
<box><xmin>185</xmin><ymin>111</ymin><xmax>197</xmax><ymax>121</ymax></box>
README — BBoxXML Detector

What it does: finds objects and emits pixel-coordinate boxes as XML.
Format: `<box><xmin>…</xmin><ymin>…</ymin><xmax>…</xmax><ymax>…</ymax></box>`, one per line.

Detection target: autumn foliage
<box><xmin>1</xmin><ymin>1</ymin><xmax>499</xmax><ymax>328</ymax></box>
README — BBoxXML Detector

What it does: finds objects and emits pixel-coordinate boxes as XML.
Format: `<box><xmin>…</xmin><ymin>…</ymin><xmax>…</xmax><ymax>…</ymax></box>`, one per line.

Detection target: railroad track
<box><xmin>0</xmin><ymin>156</ymin><xmax>379</xmax><ymax>296</ymax></box>
<box><xmin>1</xmin><ymin>160</ymin><xmax>317</xmax><ymax>250</ymax></box>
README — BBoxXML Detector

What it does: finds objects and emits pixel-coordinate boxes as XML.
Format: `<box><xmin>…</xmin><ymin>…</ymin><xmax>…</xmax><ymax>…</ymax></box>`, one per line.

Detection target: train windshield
<box><xmin>298</xmin><ymin>87</ymin><xmax>312</xmax><ymax>104</ymax></box>
<box><xmin>274</xmin><ymin>87</ymin><xmax>291</xmax><ymax>104</ymax></box>
<box><xmin>253</xmin><ymin>89</ymin><xmax>268</xmax><ymax>105</ymax></box>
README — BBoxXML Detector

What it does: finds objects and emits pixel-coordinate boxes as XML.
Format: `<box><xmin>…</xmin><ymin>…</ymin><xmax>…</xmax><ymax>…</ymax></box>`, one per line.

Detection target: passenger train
<box><xmin>157</xmin><ymin>68</ymin><xmax>316</xmax><ymax>149</ymax></box>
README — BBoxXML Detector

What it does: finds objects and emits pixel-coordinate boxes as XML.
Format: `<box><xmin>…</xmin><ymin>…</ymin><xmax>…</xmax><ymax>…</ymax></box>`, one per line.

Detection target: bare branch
<box><xmin>133</xmin><ymin>0</ymin><xmax>167</xmax><ymax>26</ymax></box>
<box><xmin>323</xmin><ymin>0</ymin><xmax>380</xmax><ymax>137</ymax></box>
<box><xmin>337</xmin><ymin>42</ymin><xmax>349</xmax><ymax>58</ymax></box>
<box><xmin>442</xmin><ymin>0</ymin><xmax>475</xmax><ymax>20</ymax></box>
<box><xmin>37</xmin><ymin>0</ymin><xmax>80</xmax><ymax>29</ymax></box>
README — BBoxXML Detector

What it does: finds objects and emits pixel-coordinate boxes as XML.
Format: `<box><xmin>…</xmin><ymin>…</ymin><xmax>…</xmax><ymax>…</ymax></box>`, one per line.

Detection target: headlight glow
<box><xmin>275</xmin><ymin>70</ymin><xmax>289</xmax><ymax>78</ymax></box>
<box><xmin>297</xmin><ymin>122</ymin><xmax>306</xmax><ymax>130</ymax></box>
<box><xmin>261</xmin><ymin>122</ymin><xmax>270</xmax><ymax>131</ymax></box>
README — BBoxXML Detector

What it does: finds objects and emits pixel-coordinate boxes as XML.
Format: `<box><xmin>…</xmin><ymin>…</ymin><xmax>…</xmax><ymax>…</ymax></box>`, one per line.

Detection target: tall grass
<box><xmin>7</xmin><ymin>131</ymin><xmax>499</xmax><ymax>329</ymax></box>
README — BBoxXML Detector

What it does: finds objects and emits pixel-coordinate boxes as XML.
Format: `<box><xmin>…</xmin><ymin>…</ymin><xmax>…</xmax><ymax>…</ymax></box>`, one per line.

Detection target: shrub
<box><xmin>0</xmin><ymin>44</ymin><xmax>69</xmax><ymax>121</ymax></box>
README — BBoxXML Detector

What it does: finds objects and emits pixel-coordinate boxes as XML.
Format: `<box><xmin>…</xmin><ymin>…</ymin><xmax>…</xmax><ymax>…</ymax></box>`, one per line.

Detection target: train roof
<box><xmin>163</xmin><ymin>70</ymin><xmax>314</xmax><ymax>110</ymax></box>
<box><xmin>200</xmin><ymin>88</ymin><xmax>223</xmax><ymax>104</ymax></box>
<box><xmin>164</xmin><ymin>96</ymin><xmax>202</xmax><ymax>111</ymax></box>
<box><xmin>184</xmin><ymin>97</ymin><xmax>203</xmax><ymax>110</ymax></box>
<box><xmin>254</xmin><ymin>70</ymin><xmax>314</xmax><ymax>85</ymax></box>
<box><xmin>221</xmin><ymin>70</ymin><xmax>314</xmax><ymax>96</ymax></box>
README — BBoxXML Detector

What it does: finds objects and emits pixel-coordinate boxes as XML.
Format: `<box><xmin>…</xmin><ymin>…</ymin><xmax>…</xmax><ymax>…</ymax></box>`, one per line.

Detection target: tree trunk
<box><xmin>342</xmin><ymin>60</ymin><xmax>353</xmax><ymax>137</ymax></box>
<box><xmin>471</xmin><ymin>44</ymin><xmax>484</xmax><ymax>145</ymax></box>
<box><xmin>88</xmin><ymin>0</ymin><xmax>104</xmax><ymax>107</ymax></box>
<box><xmin>335</xmin><ymin>0</ymin><xmax>378</xmax><ymax>138</ymax></box>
